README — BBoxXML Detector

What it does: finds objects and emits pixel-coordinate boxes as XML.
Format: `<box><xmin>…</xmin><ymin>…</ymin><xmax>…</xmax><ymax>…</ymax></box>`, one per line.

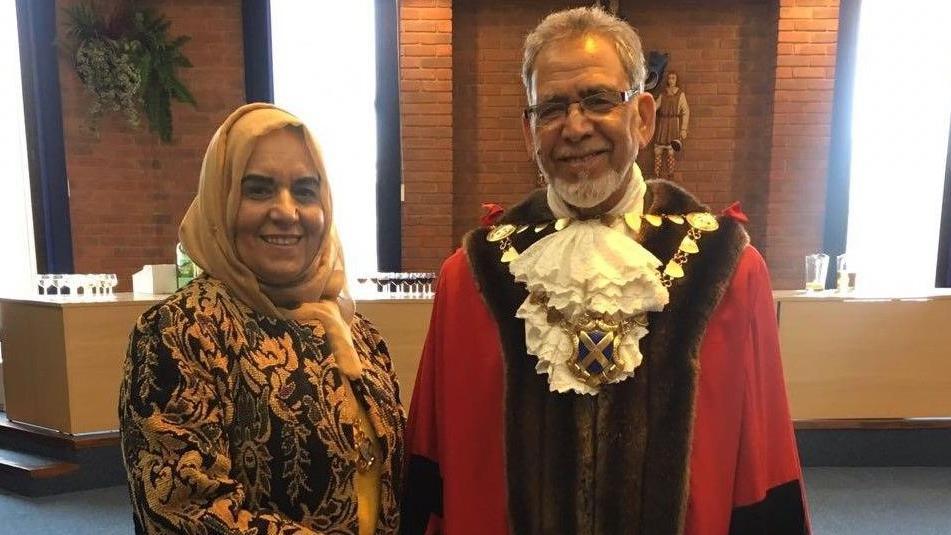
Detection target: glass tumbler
<box><xmin>804</xmin><ymin>253</ymin><xmax>829</xmax><ymax>291</ymax></box>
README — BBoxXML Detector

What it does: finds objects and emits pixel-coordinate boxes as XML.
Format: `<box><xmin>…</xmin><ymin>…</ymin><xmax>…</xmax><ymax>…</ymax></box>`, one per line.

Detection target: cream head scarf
<box><xmin>179</xmin><ymin>103</ymin><xmax>361</xmax><ymax>377</ymax></box>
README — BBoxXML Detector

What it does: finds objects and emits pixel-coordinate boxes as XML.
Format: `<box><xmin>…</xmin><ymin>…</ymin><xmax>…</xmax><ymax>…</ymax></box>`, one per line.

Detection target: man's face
<box><xmin>667</xmin><ymin>73</ymin><xmax>677</xmax><ymax>87</ymax></box>
<box><xmin>522</xmin><ymin>34</ymin><xmax>654</xmax><ymax>211</ymax></box>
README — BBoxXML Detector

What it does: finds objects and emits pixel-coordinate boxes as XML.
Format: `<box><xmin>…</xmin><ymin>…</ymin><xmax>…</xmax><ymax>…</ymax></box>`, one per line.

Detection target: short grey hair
<box><xmin>521</xmin><ymin>6</ymin><xmax>647</xmax><ymax>102</ymax></box>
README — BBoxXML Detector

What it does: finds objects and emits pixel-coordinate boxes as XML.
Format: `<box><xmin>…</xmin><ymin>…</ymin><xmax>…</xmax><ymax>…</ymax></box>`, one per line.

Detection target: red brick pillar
<box><xmin>765</xmin><ymin>0</ymin><xmax>840</xmax><ymax>289</ymax></box>
<box><xmin>399</xmin><ymin>1</ymin><xmax>454</xmax><ymax>271</ymax></box>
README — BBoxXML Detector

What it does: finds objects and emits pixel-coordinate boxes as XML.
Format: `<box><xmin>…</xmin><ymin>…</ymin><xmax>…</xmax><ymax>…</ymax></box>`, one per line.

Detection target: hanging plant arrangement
<box><xmin>63</xmin><ymin>2</ymin><xmax>197</xmax><ymax>142</ymax></box>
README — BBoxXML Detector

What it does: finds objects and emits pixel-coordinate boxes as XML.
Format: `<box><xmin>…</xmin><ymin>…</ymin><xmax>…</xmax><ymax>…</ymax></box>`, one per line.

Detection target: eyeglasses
<box><xmin>523</xmin><ymin>89</ymin><xmax>639</xmax><ymax>126</ymax></box>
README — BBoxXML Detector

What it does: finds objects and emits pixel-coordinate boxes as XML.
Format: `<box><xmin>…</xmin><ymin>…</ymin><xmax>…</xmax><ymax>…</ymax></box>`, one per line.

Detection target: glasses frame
<box><xmin>523</xmin><ymin>88</ymin><xmax>640</xmax><ymax>125</ymax></box>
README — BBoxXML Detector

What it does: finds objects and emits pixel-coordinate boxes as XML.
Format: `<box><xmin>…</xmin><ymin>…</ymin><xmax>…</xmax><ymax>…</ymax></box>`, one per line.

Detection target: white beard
<box><xmin>549</xmin><ymin>168</ymin><xmax>626</xmax><ymax>208</ymax></box>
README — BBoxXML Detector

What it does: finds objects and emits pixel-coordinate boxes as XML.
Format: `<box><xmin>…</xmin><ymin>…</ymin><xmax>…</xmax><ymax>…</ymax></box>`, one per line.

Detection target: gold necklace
<box><xmin>489</xmin><ymin>211</ymin><xmax>719</xmax><ymax>387</ymax></box>
<box><xmin>351</xmin><ymin>419</ymin><xmax>377</xmax><ymax>472</ymax></box>
<box><xmin>487</xmin><ymin>211</ymin><xmax>720</xmax><ymax>287</ymax></box>
<box><xmin>343</xmin><ymin>378</ymin><xmax>378</xmax><ymax>472</ymax></box>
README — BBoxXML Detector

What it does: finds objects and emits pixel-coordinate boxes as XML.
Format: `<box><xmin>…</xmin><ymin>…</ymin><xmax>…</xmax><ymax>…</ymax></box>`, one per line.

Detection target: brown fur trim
<box><xmin>464</xmin><ymin>181</ymin><xmax>749</xmax><ymax>534</ymax></box>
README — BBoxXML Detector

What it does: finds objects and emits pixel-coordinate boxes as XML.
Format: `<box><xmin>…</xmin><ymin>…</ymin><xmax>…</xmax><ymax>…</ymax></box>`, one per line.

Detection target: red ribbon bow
<box><xmin>721</xmin><ymin>201</ymin><xmax>749</xmax><ymax>223</ymax></box>
<box><xmin>480</xmin><ymin>203</ymin><xmax>505</xmax><ymax>227</ymax></box>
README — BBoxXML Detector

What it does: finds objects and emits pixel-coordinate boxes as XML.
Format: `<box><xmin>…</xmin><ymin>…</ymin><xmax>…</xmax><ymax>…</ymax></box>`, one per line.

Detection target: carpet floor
<box><xmin>0</xmin><ymin>467</ymin><xmax>948</xmax><ymax>534</ymax></box>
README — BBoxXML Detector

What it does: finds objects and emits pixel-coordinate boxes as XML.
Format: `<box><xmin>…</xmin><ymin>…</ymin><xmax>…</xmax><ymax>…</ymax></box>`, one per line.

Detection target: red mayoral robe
<box><xmin>401</xmin><ymin>182</ymin><xmax>809</xmax><ymax>535</ymax></box>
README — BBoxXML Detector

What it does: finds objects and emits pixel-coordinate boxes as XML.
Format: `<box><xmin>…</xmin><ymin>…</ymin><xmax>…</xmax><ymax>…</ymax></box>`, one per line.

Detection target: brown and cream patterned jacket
<box><xmin>119</xmin><ymin>276</ymin><xmax>404</xmax><ymax>534</ymax></box>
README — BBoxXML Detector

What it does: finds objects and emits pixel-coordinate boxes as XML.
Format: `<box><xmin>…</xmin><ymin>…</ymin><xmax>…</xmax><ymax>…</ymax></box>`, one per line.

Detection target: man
<box><xmin>402</xmin><ymin>7</ymin><xmax>808</xmax><ymax>535</ymax></box>
<box><xmin>654</xmin><ymin>70</ymin><xmax>690</xmax><ymax>178</ymax></box>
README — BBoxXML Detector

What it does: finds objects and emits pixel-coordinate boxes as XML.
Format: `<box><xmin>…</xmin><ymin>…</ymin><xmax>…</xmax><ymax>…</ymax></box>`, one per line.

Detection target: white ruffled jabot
<box><xmin>508</xmin><ymin>219</ymin><xmax>670</xmax><ymax>395</ymax></box>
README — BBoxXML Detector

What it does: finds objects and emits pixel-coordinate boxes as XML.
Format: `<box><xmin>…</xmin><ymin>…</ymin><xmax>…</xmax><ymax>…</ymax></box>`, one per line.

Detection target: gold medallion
<box><xmin>667</xmin><ymin>214</ymin><xmax>685</xmax><ymax>224</ymax></box>
<box><xmin>554</xmin><ymin>218</ymin><xmax>571</xmax><ymax>231</ymax></box>
<box><xmin>679</xmin><ymin>236</ymin><xmax>699</xmax><ymax>254</ymax></box>
<box><xmin>516</xmin><ymin>224</ymin><xmax>530</xmax><ymax>233</ymax></box>
<box><xmin>565</xmin><ymin>317</ymin><xmax>625</xmax><ymax>388</ymax></box>
<box><xmin>644</xmin><ymin>214</ymin><xmax>663</xmax><ymax>227</ymax></box>
<box><xmin>534</xmin><ymin>222</ymin><xmax>550</xmax><ymax>233</ymax></box>
<box><xmin>487</xmin><ymin>224</ymin><xmax>517</xmax><ymax>242</ymax></box>
<box><xmin>501</xmin><ymin>247</ymin><xmax>520</xmax><ymax>263</ymax></box>
<box><xmin>624</xmin><ymin>212</ymin><xmax>641</xmax><ymax>233</ymax></box>
<box><xmin>685</xmin><ymin>212</ymin><xmax>719</xmax><ymax>232</ymax></box>
<box><xmin>664</xmin><ymin>260</ymin><xmax>685</xmax><ymax>278</ymax></box>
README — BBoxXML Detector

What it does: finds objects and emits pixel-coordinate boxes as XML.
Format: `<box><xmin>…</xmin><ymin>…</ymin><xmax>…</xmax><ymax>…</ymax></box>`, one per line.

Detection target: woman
<box><xmin>119</xmin><ymin>103</ymin><xmax>404</xmax><ymax>534</ymax></box>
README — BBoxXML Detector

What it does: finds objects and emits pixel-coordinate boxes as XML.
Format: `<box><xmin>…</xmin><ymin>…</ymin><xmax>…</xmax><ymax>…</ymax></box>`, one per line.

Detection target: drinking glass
<box><xmin>370</xmin><ymin>272</ymin><xmax>383</xmax><ymax>296</ymax></box>
<box><xmin>804</xmin><ymin>253</ymin><xmax>829</xmax><ymax>292</ymax></box>
<box><xmin>72</xmin><ymin>274</ymin><xmax>85</xmax><ymax>296</ymax></box>
<box><xmin>410</xmin><ymin>272</ymin><xmax>423</xmax><ymax>298</ymax></box>
<box><xmin>37</xmin><ymin>274</ymin><xmax>50</xmax><ymax>295</ymax></box>
<box><xmin>61</xmin><ymin>274</ymin><xmax>76</xmax><ymax>295</ymax></box>
<box><xmin>375</xmin><ymin>273</ymin><xmax>389</xmax><ymax>298</ymax></box>
<box><xmin>84</xmin><ymin>274</ymin><xmax>97</xmax><ymax>297</ymax></box>
<box><xmin>380</xmin><ymin>271</ymin><xmax>396</xmax><ymax>299</ymax></box>
<box><xmin>50</xmin><ymin>274</ymin><xmax>64</xmax><ymax>295</ymax></box>
<box><xmin>386</xmin><ymin>273</ymin><xmax>399</xmax><ymax>297</ymax></box>
<box><xmin>74</xmin><ymin>274</ymin><xmax>87</xmax><ymax>296</ymax></box>
<box><xmin>399</xmin><ymin>273</ymin><xmax>412</xmax><ymax>298</ymax></box>
<box><xmin>107</xmin><ymin>274</ymin><xmax>118</xmax><ymax>294</ymax></box>
<box><xmin>835</xmin><ymin>254</ymin><xmax>856</xmax><ymax>292</ymax></box>
<box><xmin>355</xmin><ymin>275</ymin><xmax>369</xmax><ymax>298</ymax></box>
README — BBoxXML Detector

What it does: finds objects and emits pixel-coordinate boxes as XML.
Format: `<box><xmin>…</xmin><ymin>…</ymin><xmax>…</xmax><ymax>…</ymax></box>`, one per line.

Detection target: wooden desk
<box><xmin>0</xmin><ymin>294</ymin><xmax>432</xmax><ymax>434</ymax></box>
<box><xmin>775</xmin><ymin>290</ymin><xmax>951</xmax><ymax>420</ymax></box>
<box><xmin>7</xmin><ymin>285</ymin><xmax>950</xmax><ymax>433</ymax></box>
<box><xmin>0</xmin><ymin>294</ymin><xmax>166</xmax><ymax>435</ymax></box>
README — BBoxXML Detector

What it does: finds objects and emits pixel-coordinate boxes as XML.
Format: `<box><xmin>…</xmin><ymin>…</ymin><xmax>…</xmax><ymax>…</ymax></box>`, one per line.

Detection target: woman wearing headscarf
<box><xmin>119</xmin><ymin>103</ymin><xmax>404</xmax><ymax>534</ymax></box>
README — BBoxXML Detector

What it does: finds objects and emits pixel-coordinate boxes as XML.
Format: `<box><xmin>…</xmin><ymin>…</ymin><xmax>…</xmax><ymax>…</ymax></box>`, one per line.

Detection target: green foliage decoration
<box><xmin>63</xmin><ymin>2</ymin><xmax>196</xmax><ymax>142</ymax></box>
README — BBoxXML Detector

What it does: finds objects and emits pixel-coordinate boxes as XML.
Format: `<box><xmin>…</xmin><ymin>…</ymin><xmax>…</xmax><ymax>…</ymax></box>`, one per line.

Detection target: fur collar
<box><xmin>463</xmin><ymin>180</ymin><xmax>749</xmax><ymax>534</ymax></box>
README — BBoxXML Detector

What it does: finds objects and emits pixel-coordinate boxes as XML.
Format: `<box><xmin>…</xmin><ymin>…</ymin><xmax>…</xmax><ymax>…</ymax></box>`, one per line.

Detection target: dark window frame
<box><xmin>821</xmin><ymin>0</ymin><xmax>861</xmax><ymax>288</ymax></box>
<box><xmin>936</xmin><ymin>116</ymin><xmax>951</xmax><ymax>287</ymax></box>
<box><xmin>16</xmin><ymin>0</ymin><xmax>74</xmax><ymax>274</ymax></box>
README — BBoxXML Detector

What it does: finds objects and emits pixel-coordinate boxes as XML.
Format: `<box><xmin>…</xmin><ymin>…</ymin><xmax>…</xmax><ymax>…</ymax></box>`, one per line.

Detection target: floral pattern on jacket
<box><xmin>119</xmin><ymin>276</ymin><xmax>404</xmax><ymax>534</ymax></box>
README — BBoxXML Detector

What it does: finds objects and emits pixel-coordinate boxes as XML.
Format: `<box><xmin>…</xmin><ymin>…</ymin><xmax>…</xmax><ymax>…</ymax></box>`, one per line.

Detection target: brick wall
<box><xmin>399</xmin><ymin>0</ymin><xmax>454</xmax><ymax>271</ymax></box>
<box><xmin>405</xmin><ymin>0</ymin><xmax>839</xmax><ymax>288</ymax></box>
<box><xmin>451</xmin><ymin>1</ymin><xmax>576</xmax><ymax>247</ymax></box>
<box><xmin>765</xmin><ymin>0</ymin><xmax>839</xmax><ymax>289</ymax></box>
<box><xmin>447</xmin><ymin>0</ymin><xmax>778</xmax><ymax>252</ymax></box>
<box><xmin>55</xmin><ymin>0</ymin><xmax>838</xmax><ymax>287</ymax></box>
<box><xmin>58</xmin><ymin>0</ymin><xmax>245</xmax><ymax>290</ymax></box>
<box><xmin>629</xmin><ymin>1</ymin><xmax>779</xmax><ymax>249</ymax></box>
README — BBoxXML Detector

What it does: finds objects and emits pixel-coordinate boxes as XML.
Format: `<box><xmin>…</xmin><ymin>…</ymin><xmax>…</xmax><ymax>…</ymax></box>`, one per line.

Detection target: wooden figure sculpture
<box><xmin>654</xmin><ymin>70</ymin><xmax>690</xmax><ymax>179</ymax></box>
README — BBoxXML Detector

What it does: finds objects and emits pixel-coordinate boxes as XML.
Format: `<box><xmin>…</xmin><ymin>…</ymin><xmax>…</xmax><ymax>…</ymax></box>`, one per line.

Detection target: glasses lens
<box><xmin>534</xmin><ymin>102</ymin><xmax>566</xmax><ymax>124</ymax></box>
<box><xmin>581</xmin><ymin>92</ymin><xmax>621</xmax><ymax>113</ymax></box>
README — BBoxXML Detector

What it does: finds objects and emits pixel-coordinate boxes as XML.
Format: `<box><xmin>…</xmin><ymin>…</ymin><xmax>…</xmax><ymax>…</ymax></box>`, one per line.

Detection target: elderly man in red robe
<box><xmin>402</xmin><ymin>6</ymin><xmax>809</xmax><ymax>535</ymax></box>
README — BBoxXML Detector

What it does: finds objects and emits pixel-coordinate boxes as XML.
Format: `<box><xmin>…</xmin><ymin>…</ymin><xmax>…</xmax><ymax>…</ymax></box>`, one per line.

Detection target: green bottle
<box><xmin>176</xmin><ymin>242</ymin><xmax>201</xmax><ymax>289</ymax></box>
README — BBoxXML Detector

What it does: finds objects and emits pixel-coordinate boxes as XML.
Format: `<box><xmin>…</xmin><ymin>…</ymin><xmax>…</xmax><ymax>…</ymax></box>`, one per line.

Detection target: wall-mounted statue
<box><xmin>654</xmin><ymin>70</ymin><xmax>690</xmax><ymax>179</ymax></box>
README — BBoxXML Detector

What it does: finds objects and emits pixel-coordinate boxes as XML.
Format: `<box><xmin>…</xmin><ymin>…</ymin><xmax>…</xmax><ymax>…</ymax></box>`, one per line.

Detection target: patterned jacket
<box><xmin>120</xmin><ymin>276</ymin><xmax>404</xmax><ymax>534</ymax></box>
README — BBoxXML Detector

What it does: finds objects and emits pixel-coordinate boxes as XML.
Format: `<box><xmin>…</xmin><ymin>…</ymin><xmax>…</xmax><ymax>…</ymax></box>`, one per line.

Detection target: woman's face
<box><xmin>235</xmin><ymin>127</ymin><xmax>325</xmax><ymax>285</ymax></box>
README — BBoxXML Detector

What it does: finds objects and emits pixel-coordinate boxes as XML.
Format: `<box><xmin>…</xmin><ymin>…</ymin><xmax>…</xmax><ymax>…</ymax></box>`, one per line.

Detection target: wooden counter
<box><xmin>5</xmin><ymin>286</ymin><xmax>950</xmax><ymax>434</ymax></box>
<box><xmin>0</xmin><ymin>294</ymin><xmax>167</xmax><ymax>435</ymax></box>
<box><xmin>0</xmin><ymin>294</ymin><xmax>432</xmax><ymax>435</ymax></box>
<box><xmin>775</xmin><ymin>289</ymin><xmax>951</xmax><ymax>420</ymax></box>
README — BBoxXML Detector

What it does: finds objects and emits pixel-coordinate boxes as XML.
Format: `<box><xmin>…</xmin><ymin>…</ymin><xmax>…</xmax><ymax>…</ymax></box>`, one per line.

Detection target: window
<box><xmin>270</xmin><ymin>1</ymin><xmax>379</xmax><ymax>280</ymax></box>
<box><xmin>0</xmin><ymin>3</ymin><xmax>37</xmax><ymax>298</ymax></box>
<box><xmin>847</xmin><ymin>2</ymin><xmax>951</xmax><ymax>293</ymax></box>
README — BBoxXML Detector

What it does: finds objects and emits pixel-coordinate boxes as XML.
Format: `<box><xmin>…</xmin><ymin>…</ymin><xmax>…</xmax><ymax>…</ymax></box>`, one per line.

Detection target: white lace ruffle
<box><xmin>508</xmin><ymin>219</ymin><xmax>669</xmax><ymax>395</ymax></box>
